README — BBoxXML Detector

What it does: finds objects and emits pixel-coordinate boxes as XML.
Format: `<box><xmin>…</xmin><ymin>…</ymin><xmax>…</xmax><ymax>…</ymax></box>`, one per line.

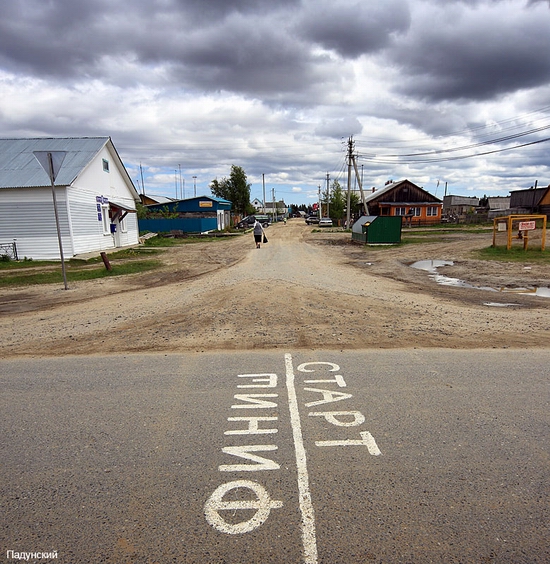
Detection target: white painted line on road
<box><xmin>316</xmin><ymin>431</ymin><xmax>382</xmax><ymax>456</ymax></box>
<box><xmin>285</xmin><ymin>353</ymin><xmax>318</xmax><ymax>564</ymax></box>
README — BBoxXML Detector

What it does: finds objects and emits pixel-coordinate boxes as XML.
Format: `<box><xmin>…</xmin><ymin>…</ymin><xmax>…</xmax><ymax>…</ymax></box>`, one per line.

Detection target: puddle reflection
<box><xmin>410</xmin><ymin>260</ymin><xmax>549</xmax><ymax>298</ymax></box>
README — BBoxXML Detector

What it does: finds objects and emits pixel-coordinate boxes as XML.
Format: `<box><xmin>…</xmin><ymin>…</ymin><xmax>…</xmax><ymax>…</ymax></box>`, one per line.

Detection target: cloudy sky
<box><xmin>1</xmin><ymin>0</ymin><xmax>550</xmax><ymax>206</ymax></box>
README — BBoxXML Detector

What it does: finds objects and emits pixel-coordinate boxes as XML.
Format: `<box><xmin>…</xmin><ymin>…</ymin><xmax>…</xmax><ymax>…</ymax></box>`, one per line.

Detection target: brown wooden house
<box><xmin>509</xmin><ymin>184</ymin><xmax>550</xmax><ymax>218</ymax></box>
<box><xmin>364</xmin><ymin>179</ymin><xmax>442</xmax><ymax>225</ymax></box>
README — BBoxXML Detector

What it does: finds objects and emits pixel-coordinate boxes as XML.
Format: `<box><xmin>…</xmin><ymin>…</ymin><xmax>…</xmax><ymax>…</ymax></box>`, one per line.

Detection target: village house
<box><xmin>0</xmin><ymin>137</ymin><xmax>140</xmax><ymax>260</ymax></box>
<box><xmin>509</xmin><ymin>184</ymin><xmax>550</xmax><ymax>217</ymax></box>
<box><xmin>363</xmin><ymin>179</ymin><xmax>442</xmax><ymax>225</ymax></box>
<box><xmin>253</xmin><ymin>199</ymin><xmax>288</xmax><ymax>219</ymax></box>
<box><xmin>443</xmin><ymin>195</ymin><xmax>479</xmax><ymax>216</ymax></box>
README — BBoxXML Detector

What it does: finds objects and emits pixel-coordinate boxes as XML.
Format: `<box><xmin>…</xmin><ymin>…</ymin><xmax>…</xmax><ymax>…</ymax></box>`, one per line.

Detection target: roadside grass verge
<box><xmin>473</xmin><ymin>246</ymin><xmax>549</xmax><ymax>263</ymax></box>
<box><xmin>142</xmin><ymin>234</ymin><xmax>231</xmax><ymax>247</ymax></box>
<box><xmin>0</xmin><ymin>246</ymin><xmax>161</xmax><ymax>270</ymax></box>
<box><xmin>0</xmin><ymin>259</ymin><xmax>162</xmax><ymax>287</ymax></box>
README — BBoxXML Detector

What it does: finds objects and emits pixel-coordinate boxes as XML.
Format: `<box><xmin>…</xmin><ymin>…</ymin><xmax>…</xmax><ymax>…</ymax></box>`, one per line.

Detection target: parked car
<box><xmin>237</xmin><ymin>215</ymin><xmax>269</xmax><ymax>229</ymax></box>
<box><xmin>319</xmin><ymin>217</ymin><xmax>333</xmax><ymax>227</ymax></box>
<box><xmin>305</xmin><ymin>215</ymin><xmax>320</xmax><ymax>225</ymax></box>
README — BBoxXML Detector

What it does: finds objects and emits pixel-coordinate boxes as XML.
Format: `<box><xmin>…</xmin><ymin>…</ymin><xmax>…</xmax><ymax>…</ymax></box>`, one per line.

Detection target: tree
<box><xmin>329</xmin><ymin>180</ymin><xmax>346</xmax><ymax>220</ymax></box>
<box><xmin>210</xmin><ymin>165</ymin><xmax>251</xmax><ymax>216</ymax></box>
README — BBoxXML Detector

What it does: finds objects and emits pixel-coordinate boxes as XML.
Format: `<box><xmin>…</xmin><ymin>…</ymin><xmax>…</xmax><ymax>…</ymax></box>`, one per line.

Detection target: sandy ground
<box><xmin>0</xmin><ymin>220</ymin><xmax>548</xmax><ymax>357</ymax></box>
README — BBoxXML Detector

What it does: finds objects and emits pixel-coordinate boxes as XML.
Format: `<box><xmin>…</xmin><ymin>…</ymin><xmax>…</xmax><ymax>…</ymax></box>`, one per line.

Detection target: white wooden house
<box><xmin>0</xmin><ymin>137</ymin><xmax>140</xmax><ymax>260</ymax></box>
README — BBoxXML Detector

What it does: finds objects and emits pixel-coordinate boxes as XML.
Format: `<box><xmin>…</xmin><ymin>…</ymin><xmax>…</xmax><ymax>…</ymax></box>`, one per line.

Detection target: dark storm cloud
<box><xmin>389</xmin><ymin>2</ymin><xmax>550</xmax><ymax>102</ymax></box>
<box><xmin>297</xmin><ymin>0</ymin><xmax>411</xmax><ymax>57</ymax></box>
<box><xmin>0</xmin><ymin>0</ymin><xmax>109</xmax><ymax>77</ymax></box>
<box><xmin>0</xmin><ymin>0</ymin><xmax>301</xmax><ymax>80</ymax></box>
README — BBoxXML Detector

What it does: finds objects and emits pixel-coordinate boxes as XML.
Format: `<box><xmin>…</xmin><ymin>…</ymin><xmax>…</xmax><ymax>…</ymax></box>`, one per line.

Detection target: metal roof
<box><xmin>0</xmin><ymin>137</ymin><xmax>110</xmax><ymax>188</ymax></box>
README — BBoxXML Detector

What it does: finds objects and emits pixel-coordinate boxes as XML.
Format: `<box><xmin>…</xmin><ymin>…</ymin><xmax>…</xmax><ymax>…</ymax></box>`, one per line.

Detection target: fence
<box><xmin>0</xmin><ymin>241</ymin><xmax>18</xmax><ymax>260</ymax></box>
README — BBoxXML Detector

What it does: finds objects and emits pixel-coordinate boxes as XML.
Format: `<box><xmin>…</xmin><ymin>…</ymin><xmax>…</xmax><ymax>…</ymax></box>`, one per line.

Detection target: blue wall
<box><xmin>139</xmin><ymin>217</ymin><xmax>218</xmax><ymax>233</ymax></box>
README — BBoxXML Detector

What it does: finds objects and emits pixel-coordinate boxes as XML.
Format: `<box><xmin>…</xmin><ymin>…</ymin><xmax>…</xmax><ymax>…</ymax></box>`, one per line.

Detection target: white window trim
<box><xmin>101</xmin><ymin>204</ymin><xmax>110</xmax><ymax>234</ymax></box>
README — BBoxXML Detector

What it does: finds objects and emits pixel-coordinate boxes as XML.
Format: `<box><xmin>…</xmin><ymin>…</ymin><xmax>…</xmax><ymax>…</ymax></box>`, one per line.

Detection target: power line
<box><xmin>360</xmin><ymin>136</ymin><xmax>550</xmax><ymax>164</ymax></box>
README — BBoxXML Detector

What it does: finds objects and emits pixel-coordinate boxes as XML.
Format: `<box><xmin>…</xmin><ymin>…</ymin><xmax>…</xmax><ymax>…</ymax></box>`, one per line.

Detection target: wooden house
<box><xmin>510</xmin><ymin>185</ymin><xmax>550</xmax><ymax>217</ymax></box>
<box><xmin>364</xmin><ymin>179</ymin><xmax>442</xmax><ymax>225</ymax></box>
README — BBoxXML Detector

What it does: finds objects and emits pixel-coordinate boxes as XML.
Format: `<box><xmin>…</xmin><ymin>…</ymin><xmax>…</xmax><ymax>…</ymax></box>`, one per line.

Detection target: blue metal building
<box><xmin>139</xmin><ymin>195</ymin><xmax>232</xmax><ymax>233</ymax></box>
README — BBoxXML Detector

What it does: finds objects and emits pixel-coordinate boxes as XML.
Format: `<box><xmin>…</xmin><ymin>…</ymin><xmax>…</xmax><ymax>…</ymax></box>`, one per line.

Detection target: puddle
<box><xmin>483</xmin><ymin>302</ymin><xmax>520</xmax><ymax>307</ymax></box>
<box><xmin>410</xmin><ymin>260</ymin><xmax>549</xmax><ymax>298</ymax></box>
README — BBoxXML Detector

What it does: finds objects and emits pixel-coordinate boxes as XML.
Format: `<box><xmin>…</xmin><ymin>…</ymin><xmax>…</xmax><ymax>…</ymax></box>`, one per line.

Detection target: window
<box><xmin>394</xmin><ymin>207</ymin><xmax>406</xmax><ymax>216</ymax></box>
<box><xmin>120</xmin><ymin>215</ymin><xmax>127</xmax><ymax>233</ymax></box>
<box><xmin>102</xmin><ymin>159</ymin><xmax>110</xmax><ymax>172</ymax></box>
<box><xmin>427</xmin><ymin>206</ymin><xmax>439</xmax><ymax>217</ymax></box>
<box><xmin>409</xmin><ymin>207</ymin><xmax>421</xmax><ymax>216</ymax></box>
<box><xmin>101</xmin><ymin>204</ymin><xmax>110</xmax><ymax>234</ymax></box>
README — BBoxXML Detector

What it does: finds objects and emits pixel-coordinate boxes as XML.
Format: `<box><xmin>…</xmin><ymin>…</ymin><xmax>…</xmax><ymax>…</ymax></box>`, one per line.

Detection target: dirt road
<box><xmin>1</xmin><ymin>220</ymin><xmax>548</xmax><ymax>357</ymax></box>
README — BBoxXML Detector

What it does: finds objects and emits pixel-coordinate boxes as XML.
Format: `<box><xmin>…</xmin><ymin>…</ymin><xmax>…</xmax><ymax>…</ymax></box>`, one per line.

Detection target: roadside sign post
<box><xmin>33</xmin><ymin>151</ymin><xmax>68</xmax><ymax>290</ymax></box>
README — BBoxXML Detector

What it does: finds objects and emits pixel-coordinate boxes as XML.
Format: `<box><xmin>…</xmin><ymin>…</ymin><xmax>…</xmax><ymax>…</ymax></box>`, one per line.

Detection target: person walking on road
<box><xmin>253</xmin><ymin>217</ymin><xmax>265</xmax><ymax>248</ymax></box>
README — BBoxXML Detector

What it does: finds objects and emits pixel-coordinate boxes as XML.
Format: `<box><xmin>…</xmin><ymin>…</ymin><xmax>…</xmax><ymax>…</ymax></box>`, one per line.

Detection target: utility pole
<box><xmin>262</xmin><ymin>174</ymin><xmax>266</xmax><ymax>214</ymax></box>
<box><xmin>351</xmin><ymin>154</ymin><xmax>368</xmax><ymax>215</ymax></box>
<box><xmin>346</xmin><ymin>137</ymin><xmax>353</xmax><ymax>229</ymax></box>
<box><xmin>140</xmin><ymin>163</ymin><xmax>145</xmax><ymax>197</ymax></box>
<box><xmin>193</xmin><ymin>175</ymin><xmax>197</xmax><ymax>197</ymax></box>
<box><xmin>326</xmin><ymin>172</ymin><xmax>330</xmax><ymax>217</ymax></box>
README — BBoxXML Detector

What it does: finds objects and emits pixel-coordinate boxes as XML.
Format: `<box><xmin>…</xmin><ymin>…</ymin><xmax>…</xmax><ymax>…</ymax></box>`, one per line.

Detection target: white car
<box><xmin>318</xmin><ymin>217</ymin><xmax>333</xmax><ymax>227</ymax></box>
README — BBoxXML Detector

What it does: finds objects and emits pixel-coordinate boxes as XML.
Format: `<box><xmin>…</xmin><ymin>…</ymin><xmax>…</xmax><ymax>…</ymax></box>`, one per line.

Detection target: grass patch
<box><xmin>0</xmin><ymin>259</ymin><xmax>60</xmax><ymax>270</ymax></box>
<box><xmin>474</xmin><ymin>246</ymin><xmax>549</xmax><ymax>263</ymax></box>
<box><xmin>143</xmin><ymin>234</ymin><xmax>224</xmax><ymax>247</ymax></box>
<box><xmin>0</xmin><ymin>259</ymin><xmax>161</xmax><ymax>287</ymax></box>
<box><xmin>0</xmin><ymin>247</ymin><xmax>161</xmax><ymax>270</ymax></box>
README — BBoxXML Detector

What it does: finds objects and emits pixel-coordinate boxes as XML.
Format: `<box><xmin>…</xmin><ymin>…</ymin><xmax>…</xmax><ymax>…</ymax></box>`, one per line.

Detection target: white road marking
<box><xmin>204</xmin><ymin>480</ymin><xmax>283</xmax><ymax>534</ymax></box>
<box><xmin>219</xmin><ymin>444</ymin><xmax>280</xmax><ymax>472</ymax></box>
<box><xmin>285</xmin><ymin>353</ymin><xmax>318</xmax><ymax>564</ymax></box>
<box><xmin>316</xmin><ymin>431</ymin><xmax>382</xmax><ymax>456</ymax></box>
<box><xmin>308</xmin><ymin>410</ymin><xmax>366</xmax><ymax>427</ymax></box>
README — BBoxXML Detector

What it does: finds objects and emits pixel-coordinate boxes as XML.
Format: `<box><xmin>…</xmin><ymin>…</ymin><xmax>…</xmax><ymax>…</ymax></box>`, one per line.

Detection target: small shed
<box><xmin>352</xmin><ymin>215</ymin><xmax>402</xmax><ymax>244</ymax></box>
<box><xmin>139</xmin><ymin>195</ymin><xmax>231</xmax><ymax>233</ymax></box>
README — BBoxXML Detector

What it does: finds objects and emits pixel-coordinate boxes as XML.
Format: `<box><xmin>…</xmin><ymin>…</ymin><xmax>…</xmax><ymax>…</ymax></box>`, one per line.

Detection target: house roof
<box><xmin>0</xmin><ymin>137</ymin><xmax>123</xmax><ymax>189</ymax></box>
<box><xmin>364</xmin><ymin>179</ymin><xmax>441</xmax><ymax>204</ymax></box>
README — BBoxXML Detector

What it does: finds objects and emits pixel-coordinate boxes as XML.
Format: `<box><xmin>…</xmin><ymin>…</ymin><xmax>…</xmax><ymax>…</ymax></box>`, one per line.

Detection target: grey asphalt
<box><xmin>1</xmin><ymin>349</ymin><xmax>548</xmax><ymax>563</ymax></box>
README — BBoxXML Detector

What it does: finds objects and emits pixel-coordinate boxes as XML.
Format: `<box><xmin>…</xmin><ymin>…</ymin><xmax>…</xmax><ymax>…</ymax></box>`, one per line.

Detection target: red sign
<box><xmin>519</xmin><ymin>221</ymin><xmax>536</xmax><ymax>231</ymax></box>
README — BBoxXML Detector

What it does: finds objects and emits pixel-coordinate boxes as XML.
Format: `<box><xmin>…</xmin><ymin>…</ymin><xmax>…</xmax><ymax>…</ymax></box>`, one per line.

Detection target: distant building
<box><xmin>485</xmin><ymin>196</ymin><xmax>511</xmax><ymax>219</ymax></box>
<box><xmin>139</xmin><ymin>195</ymin><xmax>231</xmax><ymax>233</ymax></box>
<box><xmin>509</xmin><ymin>185</ymin><xmax>550</xmax><ymax>217</ymax></box>
<box><xmin>443</xmin><ymin>195</ymin><xmax>479</xmax><ymax>215</ymax></box>
<box><xmin>140</xmin><ymin>194</ymin><xmax>175</xmax><ymax>205</ymax></box>
<box><xmin>255</xmin><ymin>200</ymin><xmax>288</xmax><ymax>218</ymax></box>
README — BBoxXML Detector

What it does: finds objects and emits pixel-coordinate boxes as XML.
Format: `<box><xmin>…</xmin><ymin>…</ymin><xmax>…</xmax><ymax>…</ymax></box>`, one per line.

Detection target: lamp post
<box><xmin>33</xmin><ymin>151</ymin><xmax>68</xmax><ymax>290</ymax></box>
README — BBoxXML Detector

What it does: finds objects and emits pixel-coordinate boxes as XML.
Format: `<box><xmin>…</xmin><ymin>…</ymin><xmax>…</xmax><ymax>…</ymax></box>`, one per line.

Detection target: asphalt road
<box><xmin>1</xmin><ymin>349</ymin><xmax>549</xmax><ymax>563</ymax></box>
